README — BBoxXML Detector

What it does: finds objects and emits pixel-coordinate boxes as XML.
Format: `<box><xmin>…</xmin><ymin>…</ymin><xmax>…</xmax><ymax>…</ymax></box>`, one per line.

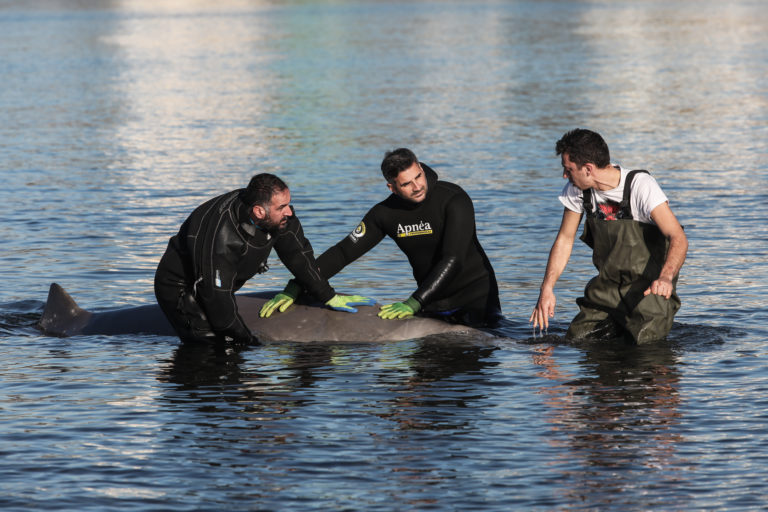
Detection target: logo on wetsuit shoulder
<box><xmin>397</xmin><ymin>221</ymin><xmax>432</xmax><ymax>238</ymax></box>
<box><xmin>348</xmin><ymin>221</ymin><xmax>366</xmax><ymax>243</ymax></box>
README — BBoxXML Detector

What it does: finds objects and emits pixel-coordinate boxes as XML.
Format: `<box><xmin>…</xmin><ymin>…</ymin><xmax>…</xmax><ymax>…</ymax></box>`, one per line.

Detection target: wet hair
<box><xmin>381</xmin><ymin>148</ymin><xmax>418</xmax><ymax>183</ymax></box>
<box><xmin>240</xmin><ymin>173</ymin><xmax>288</xmax><ymax>210</ymax></box>
<box><xmin>555</xmin><ymin>129</ymin><xmax>610</xmax><ymax>168</ymax></box>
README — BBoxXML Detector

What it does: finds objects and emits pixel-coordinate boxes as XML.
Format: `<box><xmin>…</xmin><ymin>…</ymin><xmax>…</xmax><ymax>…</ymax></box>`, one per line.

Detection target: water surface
<box><xmin>1</xmin><ymin>1</ymin><xmax>767</xmax><ymax>510</ymax></box>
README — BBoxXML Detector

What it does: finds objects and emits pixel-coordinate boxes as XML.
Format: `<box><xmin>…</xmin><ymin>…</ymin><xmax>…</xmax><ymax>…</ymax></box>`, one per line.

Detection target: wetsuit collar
<box><xmin>237</xmin><ymin>196</ymin><xmax>269</xmax><ymax>238</ymax></box>
<box><xmin>422</xmin><ymin>163</ymin><xmax>438</xmax><ymax>200</ymax></box>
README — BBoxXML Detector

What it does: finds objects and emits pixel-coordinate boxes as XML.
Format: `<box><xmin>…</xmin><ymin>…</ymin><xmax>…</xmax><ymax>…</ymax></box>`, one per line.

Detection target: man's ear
<box><xmin>387</xmin><ymin>182</ymin><xmax>395</xmax><ymax>194</ymax></box>
<box><xmin>251</xmin><ymin>204</ymin><xmax>266</xmax><ymax>220</ymax></box>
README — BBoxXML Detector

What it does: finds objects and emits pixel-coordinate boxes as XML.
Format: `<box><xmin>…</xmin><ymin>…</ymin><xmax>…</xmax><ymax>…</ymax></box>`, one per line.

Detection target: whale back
<box><xmin>237</xmin><ymin>293</ymin><xmax>482</xmax><ymax>343</ymax></box>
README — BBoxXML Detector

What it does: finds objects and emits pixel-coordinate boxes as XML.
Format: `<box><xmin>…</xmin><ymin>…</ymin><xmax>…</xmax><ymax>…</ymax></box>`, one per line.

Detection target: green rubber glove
<box><xmin>259</xmin><ymin>281</ymin><xmax>302</xmax><ymax>318</ymax></box>
<box><xmin>378</xmin><ymin>297</ymin><xmax>421</xmax><ymax>320</ymax></box>
<box><xmin>325</xmin><ymin>294</ymin><xmax>377</xmax><ymax>313</ymax></box>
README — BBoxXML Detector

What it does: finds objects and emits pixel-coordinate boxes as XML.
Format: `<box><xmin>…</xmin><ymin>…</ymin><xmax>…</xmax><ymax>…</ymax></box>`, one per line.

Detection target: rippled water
<box><xmin>1</xmin><ymin>1</ymin><xmax>767</xmax><ymax>510</ymax></box>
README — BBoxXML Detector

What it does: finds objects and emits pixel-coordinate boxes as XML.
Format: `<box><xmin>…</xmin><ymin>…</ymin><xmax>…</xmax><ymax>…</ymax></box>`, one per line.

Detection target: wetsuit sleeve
<box><xmin>274</xmin><ymin>215</ymin><xmax>336</xmax><ymax>303</ymax></box>
<box><xmin>195</xmin><ymin>223</ymin><xmax>255</xmax><ymax>344</ymax></box>
<box><xmin>315</xmin><ymin>209</ymin><xmax>386</xmax><ymax>280</ymax></box>
<box><xmin>411</xmin><ymin>191</ymin><xmax>474</xmax><ymax>306</ymax></box>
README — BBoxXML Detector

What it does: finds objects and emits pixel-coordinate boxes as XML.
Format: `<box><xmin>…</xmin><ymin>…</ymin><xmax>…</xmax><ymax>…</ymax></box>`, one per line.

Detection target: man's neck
<box><xmin>592</xmin><ymin>164</ymin><xmax>621</xmax><ymax>191</ymax></box>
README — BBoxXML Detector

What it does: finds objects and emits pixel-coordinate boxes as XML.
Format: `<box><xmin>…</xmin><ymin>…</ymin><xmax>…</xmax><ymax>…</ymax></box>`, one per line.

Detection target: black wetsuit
<box><xmin>154</xmin><ymin>190</ymin><xmax>334</xmax><ymax>345</ymax></box>
<box><xmin>316</xmin><ymin>164</ymin><xmax>501</xmax><ymax>326</ymax></box>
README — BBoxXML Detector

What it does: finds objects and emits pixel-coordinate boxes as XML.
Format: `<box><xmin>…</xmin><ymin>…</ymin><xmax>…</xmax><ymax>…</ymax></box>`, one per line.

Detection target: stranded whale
<box><xmin>37</xmin><ymin>283</ymin><xmax>491</xmax><ymax>343</ymax></box>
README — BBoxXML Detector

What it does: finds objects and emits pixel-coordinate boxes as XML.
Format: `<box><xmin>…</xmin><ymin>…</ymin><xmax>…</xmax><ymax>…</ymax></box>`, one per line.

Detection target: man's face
<box><xmin>561</xmin><ymin>153</ymin><xmax>590</xmax><ymax>190</ymax></box>
<box><xmin>259</xmin><ymin>188</ymin><xmax>292</xmax><ymax>230</ymax></box>
<box><xmin>388</xmin><ymin>162</ymin><xmax>428</xmax><ymax>203</ymax></box>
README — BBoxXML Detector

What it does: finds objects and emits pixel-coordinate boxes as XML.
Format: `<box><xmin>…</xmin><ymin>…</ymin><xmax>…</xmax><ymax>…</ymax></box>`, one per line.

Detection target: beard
<box><xmin>260</xmin><ymin>214</ymin><xmax>290</xmax><ymax>233</ymax></box>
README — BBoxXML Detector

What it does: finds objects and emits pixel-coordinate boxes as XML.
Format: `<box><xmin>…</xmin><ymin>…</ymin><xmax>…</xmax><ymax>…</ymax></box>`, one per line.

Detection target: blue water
<box><xmin>2</xmin><ymin>1</ymin><xmax>767</xmax><ymax>510</ymax></box>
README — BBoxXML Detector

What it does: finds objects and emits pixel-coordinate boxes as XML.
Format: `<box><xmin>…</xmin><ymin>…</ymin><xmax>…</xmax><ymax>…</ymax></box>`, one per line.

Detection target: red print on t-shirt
<box><xmin>598</xmin><ymin>201</ymin><xmax>620</xmax><ymax>220</ymax></box>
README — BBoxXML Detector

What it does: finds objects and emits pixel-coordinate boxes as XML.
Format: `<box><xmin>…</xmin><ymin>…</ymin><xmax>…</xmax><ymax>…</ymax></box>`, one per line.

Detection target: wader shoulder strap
<box><xmin>582</xmin><ymin>188</ymin><xmax>594</xmax><ymax>218</ymax></box>
<box><xmin>582</xmin><ymin>169</ymin><xmax>650</xmax><ymax>219</ymax></box>
<box><xmin>618</xmin><ymin>170</ymin><xmax>649</xmax><ymax>220</ymax></box>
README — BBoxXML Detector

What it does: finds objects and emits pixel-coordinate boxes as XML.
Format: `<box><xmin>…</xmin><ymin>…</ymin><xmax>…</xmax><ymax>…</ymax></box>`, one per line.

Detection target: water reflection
<box><xmin>3</xmin><ymin>0</ymin><xmax>767</xmax><ymax>507</ymax></box>
<box><xmin>534</xmin><ymin>340</ymin><xmax>684</xmax><ymax>507</ymax></box>
<box><xmin>158</xmin><ymin>338</ymin><xmax>498</xmax><ymax>425</ymax></box>
<box><xmin>158</xmin><ymin>341</ymin><xmax>248</xmax><ymax>389</ymax></box>
<box><xmin>154</xmin><ymin>334</ymin><xmax>504</xmax><ymax>469</ymax></box>
<box><xmin>155</xmin><ymin>342</ymin><xmax>334</xmax><ymax>451</ymax></box>
<box><xmin>376</xmin><ymin>338</ymin><xmax>499</xmax><ymax>431</ymax></box>
<box><xmin>158</xmin><ymin>341</ymin><xmax>337</xmax><ymax>401</ymax></box>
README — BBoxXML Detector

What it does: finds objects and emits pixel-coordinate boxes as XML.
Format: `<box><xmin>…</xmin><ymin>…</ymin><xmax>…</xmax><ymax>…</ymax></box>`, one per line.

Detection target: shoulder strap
<box><xmin>582</xmin><ymin>188</ymin><xmax>594</xmax><ymax>218</ymax></box>
<box><xmin>618</xmin><ymin>169</ymin><xmax>649</xmax><ymax>219</ymax></box>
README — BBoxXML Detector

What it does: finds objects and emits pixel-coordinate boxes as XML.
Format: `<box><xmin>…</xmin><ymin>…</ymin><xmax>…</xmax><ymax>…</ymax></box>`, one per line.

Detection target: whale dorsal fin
<box><xmin>37</xmin><ymin>283</ymin><xmax>93</xmax><ymax>337</ymax></box>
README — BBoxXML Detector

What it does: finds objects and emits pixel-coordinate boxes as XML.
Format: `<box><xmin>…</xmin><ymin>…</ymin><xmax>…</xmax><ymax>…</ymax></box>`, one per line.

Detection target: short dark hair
<box><xmin>381</xmin><ymin>148</ymin><xmax>418</xmax><ymax>182</ymax></box>
<box><xmin>240</xmin><ymin>173</ymin><xmax>288</xmax><ymax>208</ymax></box>
<box><xmin>555</xmin><ymin>129</ymin><xmax>610</xmax><ymax>168</ymax></box>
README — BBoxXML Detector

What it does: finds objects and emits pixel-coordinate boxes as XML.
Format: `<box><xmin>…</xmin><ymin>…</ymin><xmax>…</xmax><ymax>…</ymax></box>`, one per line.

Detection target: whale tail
<box><xmin>37</xmin><ymin>283</ymin><xmax>93</xmax><ymax>337</ymax></box>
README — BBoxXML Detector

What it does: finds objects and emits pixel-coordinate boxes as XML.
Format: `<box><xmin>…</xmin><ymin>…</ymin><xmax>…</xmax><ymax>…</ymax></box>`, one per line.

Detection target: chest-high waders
<box><xmin>566</xmin><ymin>170</ymin><xmax>681</xmax><ymax>344</ymax></box>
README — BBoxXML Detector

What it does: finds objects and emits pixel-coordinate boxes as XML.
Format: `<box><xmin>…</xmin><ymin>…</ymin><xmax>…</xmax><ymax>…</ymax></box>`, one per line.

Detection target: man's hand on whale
<box><xmin>260</xmin><ymin>281</ymin><xmax>376</xmax><ymax>318</ymax></box>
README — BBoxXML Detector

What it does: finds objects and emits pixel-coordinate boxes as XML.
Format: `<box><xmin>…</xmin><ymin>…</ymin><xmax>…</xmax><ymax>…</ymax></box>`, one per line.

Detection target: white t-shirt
<box><xmin>559</xmin><ymin>166</ymin><xmax>668</xmax><ymax>225</ymax></box>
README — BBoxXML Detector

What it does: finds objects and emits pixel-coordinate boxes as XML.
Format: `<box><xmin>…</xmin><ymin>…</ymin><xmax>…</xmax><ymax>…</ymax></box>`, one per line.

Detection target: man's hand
<box><xmin>325</xmin><ymin>294</ymin><xmax>377</xmax><ymax>313</ymax></box>
<box><xmin>378</xmin><ymin>297</ymin><xmax>421</xmax><ymax>320</ymax></box>
<box><xmin>260</xmin><ymin>281</ymin><xmax>304</xmax><ymax>318</ymax></box>
<box><xmin>259</xmin><ymin>292</ymin><xmax>295</xmax><ymax>318</ymax></box>
<box><xmin>530</xmin><ymin>288</ymin><xmax>557</xmax><ymax>333</ymax></box>
<box><xmin>644</xmin><ymin>277</ymin><xmax>674</xmax><ymax>299</ymax></box>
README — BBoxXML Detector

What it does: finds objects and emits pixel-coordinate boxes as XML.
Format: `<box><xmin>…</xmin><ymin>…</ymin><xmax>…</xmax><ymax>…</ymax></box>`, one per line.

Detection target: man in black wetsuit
<box><xmin>261</xmin><ymin>149</ymin><xmax>502</xmax><ymax>327</ymax></box>
<box><xmin>154</xmin><ymin>173</ymin><xmax>374</xmax><ymax>345</ymax></box>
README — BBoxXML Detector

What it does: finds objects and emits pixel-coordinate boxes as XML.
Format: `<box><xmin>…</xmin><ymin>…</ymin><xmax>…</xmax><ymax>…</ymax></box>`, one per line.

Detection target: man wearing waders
<box><xmin>530</xmin><ymin>129</ymin><xmax>688</xmax><ymax>343</ymax></box>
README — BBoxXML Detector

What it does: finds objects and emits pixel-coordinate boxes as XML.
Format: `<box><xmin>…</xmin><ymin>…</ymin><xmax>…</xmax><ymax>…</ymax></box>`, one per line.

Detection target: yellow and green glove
<box><xmin>261</xmin><ymin>281</ymin><xmax>377</xmax><ymax>317</ymax></box>
<box><xmin>325</xmin><ymin>294</ymin><xmax>376</xmax><ymax>313</ymax></box>
<box><xmin>378</xmin><ymin>297</ymin><xmax>421</xmax><ymax>320</ymax></box>
<box><xmin>259</xmin><ymin>281</ymin><xmax>302</xmax><ymax>318</ymax></box>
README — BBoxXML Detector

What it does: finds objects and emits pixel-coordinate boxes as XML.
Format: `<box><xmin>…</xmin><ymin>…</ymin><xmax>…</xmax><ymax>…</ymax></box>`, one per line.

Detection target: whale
<box><xmin>36</xmin><ymin>283</ymin><xmax>492</xmax><ymax>343</ymax></box>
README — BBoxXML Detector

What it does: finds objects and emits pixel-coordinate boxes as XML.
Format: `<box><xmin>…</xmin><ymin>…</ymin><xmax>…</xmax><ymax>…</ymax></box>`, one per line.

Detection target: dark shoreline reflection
<box><xmin>534</xmin><ymin>339</ymin><xmax>685</xmax><ymax>507</ymax></box>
